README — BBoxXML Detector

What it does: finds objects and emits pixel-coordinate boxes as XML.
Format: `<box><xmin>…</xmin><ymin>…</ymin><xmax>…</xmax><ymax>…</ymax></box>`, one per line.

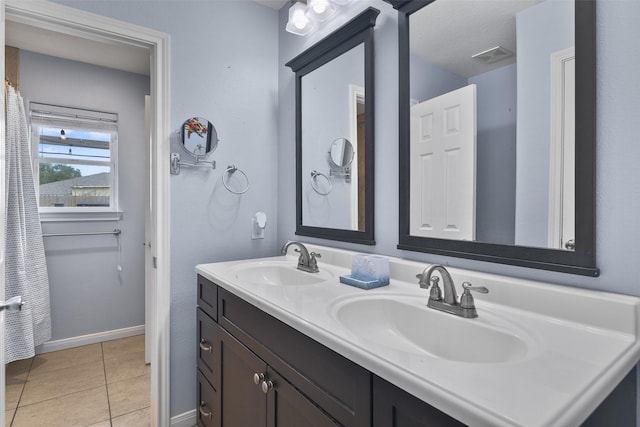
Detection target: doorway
<box><xmin>1</xmin><ymin>1</ymin><xmax>171</xmax><ymax>426</ymax></box>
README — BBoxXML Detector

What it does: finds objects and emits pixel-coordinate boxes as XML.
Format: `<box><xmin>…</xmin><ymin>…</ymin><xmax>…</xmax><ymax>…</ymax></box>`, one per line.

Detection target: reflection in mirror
<box><xmin>409</xmin><ymin>0</ymin><xmax>574</xmax><ymax>250</ymax></box>
<box><xmin>180</xmin><ymin>116</ymin><xmax>218</xmax><ymax>157</ymax></box>
<box><xmin>301</xmin><ymin>44</ymin><xmax>363</xmax><ymax>231</ymax></box>
<box><xmin>388</xmin><ymin>0</ymin><xmax>597</xmax><ymax>276</ymax></box>
<box><xmin>329</xmin><ymin>138</ymin><xmax>354</xmax><ymax>168</ymax></box>
<box><xmin>286</xmin><ymin>8</ymin><xmax>379</xmax><ymax>245</ymax></box>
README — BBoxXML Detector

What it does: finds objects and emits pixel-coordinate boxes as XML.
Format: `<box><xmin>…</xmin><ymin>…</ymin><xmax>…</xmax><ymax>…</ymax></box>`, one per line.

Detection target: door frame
<box><xmin>548</xmin><ymin>47</ymin><xmax>576</xmax><ymax>249</ymax></box>
<box><xmin>0</xmin><ymin>0</ymin><xmax>7</xmax><ymax>423</ymax></box>
<box><xmin>1</xmin><ymin>1</ymin><xmax>171</xmax><ymax>426</ymax></box>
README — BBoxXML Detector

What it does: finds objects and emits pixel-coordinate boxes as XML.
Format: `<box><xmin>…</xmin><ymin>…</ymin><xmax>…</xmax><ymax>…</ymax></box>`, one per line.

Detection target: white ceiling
<box><xmin>6</xmin><ymin>19</ymin><xmax>150</xmax><ymax>76</ymax></box>
<box><xmin>410</xmin><ymin>0</ymin><xmax>543</xmax><ymax>78</ymax></box>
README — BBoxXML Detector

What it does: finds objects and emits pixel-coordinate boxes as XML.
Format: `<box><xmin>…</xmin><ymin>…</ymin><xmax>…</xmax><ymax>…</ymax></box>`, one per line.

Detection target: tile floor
<box><xmin>4</xmin><ymin>335</ymin><xmax>150</xmax><ymax>427</ymax></box>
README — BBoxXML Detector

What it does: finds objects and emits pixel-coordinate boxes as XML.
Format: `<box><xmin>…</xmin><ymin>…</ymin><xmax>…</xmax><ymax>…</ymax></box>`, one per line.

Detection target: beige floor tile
<box><xmin>5</xmin><ymin>381</ymin><xmax>25</xmax><ymax>410</ymax></box>
<box><xmin>107</xmin><ymin>373</ymin><xmax>150</xmax><ymax>418</ymax></box>
<box><xmin>105</xmin><ymin>350</ymin><xmax>149</xmax><ymax>384</ymax></box>
<box><xmin>6</xmin><ymin>409</ymin><xmax>15</xmax><ymax>427</ymax></box>
<box><xmin>6</xmin><ymin>358</ymin><xmax>32</xmax><ymax>383</ymax></box>
<box><xmin>29</xmin><ymin>344</ymin><xmax>103</xmax><ymax>377</ymax></box>
<box><xmin>102</xmin><ymin>335</ymin><xmax>145</xmax><ymax>360</ymax></box>
<box><xmin>111</xmin><ymin>406</ymin><xmax>150</xmax><ymax>427</ymax></box>
<box><xmin>87</xmin><ymin>421</ymin><xmax>111</xmax><ymax>427</ymax></box>
<box><xmin>12</xmin><ymin>386</ymin><xmax>110</xmax><ymax>427</ymax></box>
<box><xmin>20</xmin><ymin>361</ymin><xmax>106</xmax><ymax>406</ymax></box>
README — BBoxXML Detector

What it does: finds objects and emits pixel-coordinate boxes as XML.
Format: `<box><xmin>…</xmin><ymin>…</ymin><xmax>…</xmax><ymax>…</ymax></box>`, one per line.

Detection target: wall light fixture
<box><xmin>285</xmin><ymin>0</ymin><xmax>355</xmax><ymax>36</ymax></box>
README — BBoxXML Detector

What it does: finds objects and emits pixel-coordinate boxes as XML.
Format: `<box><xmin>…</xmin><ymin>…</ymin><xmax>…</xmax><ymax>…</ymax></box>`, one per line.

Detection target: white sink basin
<box><xmin>230</xmin><ymin>261</ymin><xmax>333</xmax><ymax>286</ymax></box>
<box><xmin>331</xmin><ymin>294</ymin><xmax>531</xmax><ymax>364</ymax></box>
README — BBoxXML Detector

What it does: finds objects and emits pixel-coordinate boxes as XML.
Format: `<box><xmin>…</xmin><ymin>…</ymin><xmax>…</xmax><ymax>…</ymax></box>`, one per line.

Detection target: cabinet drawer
<box><xmin>218</xmin><ymin>287</ymin><xmax>371</xmax><ymax>427</ymax></box>
<box><xmin>197</xmin><ymin>308</ymin><xmax>217</xmax><ymax>386</ymax></box>
<box><xmin>197</xmin><ymin>370</ymin><xmax>219</xmax><ymax>427</ymax></box>
<box><xmin>197</xmin><ymin>275</ymin><xmax>217</xmax><ymax>320</ymax></box>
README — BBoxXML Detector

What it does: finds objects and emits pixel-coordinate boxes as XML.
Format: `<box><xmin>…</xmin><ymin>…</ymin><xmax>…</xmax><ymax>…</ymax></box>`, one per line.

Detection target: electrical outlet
<box><xmin>252</xmin><ymin>218</ymin><xmax>264</xmax><ymax>239</ymax></box>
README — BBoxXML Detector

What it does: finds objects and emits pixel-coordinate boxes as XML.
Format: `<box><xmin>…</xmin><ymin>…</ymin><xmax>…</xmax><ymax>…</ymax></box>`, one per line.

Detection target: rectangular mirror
<box><xmin>287</xmin><ymin>8</ymin><xmax>379</xmax><ymax>245</ymax></box>
<box><xmin>387</xmin><ymin>0</ymin><xmax>597</xmax><ymax>276</ymax></box>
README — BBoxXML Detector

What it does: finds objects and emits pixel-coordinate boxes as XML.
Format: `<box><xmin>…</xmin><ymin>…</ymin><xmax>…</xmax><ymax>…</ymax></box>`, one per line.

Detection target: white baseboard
<box><xmin>36</xmin><ymin>325</ymin><xmax>145</xmax><ymax>354</ymax></box>
<box><xmin>171</xmin><ymin>409</ymin><xmax>196</xmax><ymax>427</ymax></box>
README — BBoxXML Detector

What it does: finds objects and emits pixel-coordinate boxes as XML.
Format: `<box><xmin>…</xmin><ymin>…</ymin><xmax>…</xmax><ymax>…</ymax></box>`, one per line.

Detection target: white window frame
<box><xmin>29</xmin><ymin>103</ymin><xmax>120</xmax><ymax>220</ymax></box>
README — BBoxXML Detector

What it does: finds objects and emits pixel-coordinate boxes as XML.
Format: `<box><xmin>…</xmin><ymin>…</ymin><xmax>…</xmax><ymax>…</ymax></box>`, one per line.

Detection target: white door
<box><xmin>548</xmin><ymin>48</ymin><xmax>575</xmax><ymax>250</ymax></box>
<box><xmin>409</xmin><ymin>84</ymin><xmax>477</xmax><ymax>240</ymax></box>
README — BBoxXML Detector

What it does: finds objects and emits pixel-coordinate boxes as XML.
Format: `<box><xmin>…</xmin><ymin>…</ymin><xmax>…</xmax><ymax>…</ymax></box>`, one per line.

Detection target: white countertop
<box><xmin>196</xmin><ymin>244</ymin><xmax>640</xmax><ymax>427</ymax></box>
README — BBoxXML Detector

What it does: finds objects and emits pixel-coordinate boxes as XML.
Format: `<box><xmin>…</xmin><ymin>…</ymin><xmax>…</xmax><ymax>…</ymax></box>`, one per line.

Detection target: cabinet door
<box><xmin>218</xmin><ymin>325</ymin><xmax>268</xmax><ymax>427</ymax></box>
<box><xmin>373</xmin><ymin>376</ymin><xmax>466</xmax><ymax>427</ymax></box>
<box><xmin>266</xmin><ymin>368</ymin><xmax>340</xmax><ymax>427</ymax></box>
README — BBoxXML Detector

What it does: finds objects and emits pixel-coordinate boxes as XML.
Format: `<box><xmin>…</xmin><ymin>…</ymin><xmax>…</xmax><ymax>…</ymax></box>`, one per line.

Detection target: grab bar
<box><xmin>43</xmin><ymin>229</ymin><xmax>121</xmax><ymax>238</ymax></box>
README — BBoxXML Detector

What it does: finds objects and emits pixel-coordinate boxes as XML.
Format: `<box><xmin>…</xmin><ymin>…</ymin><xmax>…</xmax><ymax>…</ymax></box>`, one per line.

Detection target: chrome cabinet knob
<box><xmin>253</xmin><ymin>372</ymin><xmax>265</xmax><ymax>385</ymax></box>
<box><xmin>261</xmin><ymin>380</ymin><xmax>274</xmax><ymax>394</ymax></box>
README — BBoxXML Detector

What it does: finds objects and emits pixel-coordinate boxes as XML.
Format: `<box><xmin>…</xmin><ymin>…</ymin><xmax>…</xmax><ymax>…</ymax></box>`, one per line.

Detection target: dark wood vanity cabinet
<box><xmin>373</xmin><ymin>377</ymin><xmax>464</xmax><ymax>427</ymax></box>
<box><xmin>196</xmin><ymin>275</ymin><xmax>372</xmax><ymax>427</ymax></box>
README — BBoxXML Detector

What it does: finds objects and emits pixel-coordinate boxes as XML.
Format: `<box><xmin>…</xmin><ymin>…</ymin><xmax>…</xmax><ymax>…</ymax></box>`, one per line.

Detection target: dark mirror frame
<box><xmin>286</xmin><ymin>7</ymin><xmax>379</xmax><ymax>245</ymax></box>
<box><xmin>385</xmin><ymin>0</ymin><xmax>598</xmax><ymax>276</ymax></box>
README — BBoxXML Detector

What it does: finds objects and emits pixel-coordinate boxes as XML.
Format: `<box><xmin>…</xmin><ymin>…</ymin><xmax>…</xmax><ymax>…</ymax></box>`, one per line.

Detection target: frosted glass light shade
<box><xmin>306</xmin><ymin>0</ymin><xmax>337</xmax><ymax>22</ymax></box>
<box><xmin>286</xmin><ymin>1</ymin><xmax>316</xmax><ymax>36</ymax></box>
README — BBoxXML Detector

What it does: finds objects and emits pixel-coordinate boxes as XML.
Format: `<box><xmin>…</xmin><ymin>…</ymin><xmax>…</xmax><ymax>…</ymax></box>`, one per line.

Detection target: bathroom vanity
<box><xmin>195</xmin><ymin>245</ymin><xmax>640</xmax><ymax>426</ymax></box>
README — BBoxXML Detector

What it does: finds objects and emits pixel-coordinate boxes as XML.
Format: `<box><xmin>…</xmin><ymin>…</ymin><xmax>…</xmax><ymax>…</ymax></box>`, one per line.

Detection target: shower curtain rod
<box><xmin>42</xmin><ymin>229</ymin><xmax>121</xmax><ymax>238</ymax></box>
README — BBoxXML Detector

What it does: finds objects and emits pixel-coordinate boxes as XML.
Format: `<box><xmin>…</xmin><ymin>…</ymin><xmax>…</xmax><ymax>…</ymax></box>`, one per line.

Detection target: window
<box><xmin>30</xmin><ymin>103</ymin><xmax>118</xmax><ymax>212</ymax></box>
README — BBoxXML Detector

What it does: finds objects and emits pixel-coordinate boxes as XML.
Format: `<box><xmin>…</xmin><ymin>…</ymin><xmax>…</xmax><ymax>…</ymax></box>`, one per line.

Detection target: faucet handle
<box><xmin>460</xmin><ymin>282</ymin><xmax>488</xmax><ymax>309</ymax></box>
<box><xmin>429</xmin><ymin>277</ymin><xmax>442</xmax><ymax>301</ymax></box>
<box><xmin>462</xmin><ymin>282</ymin><xmax>489</xmax><ymax>294</ymax></box>
<box><xmin>309</xmin><ymin>252</ymin><xmax>321</xmax><ymax>267</ymax></box>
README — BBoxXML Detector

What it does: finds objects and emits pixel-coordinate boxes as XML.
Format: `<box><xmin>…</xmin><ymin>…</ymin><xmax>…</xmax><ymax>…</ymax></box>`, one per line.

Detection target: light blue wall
<box><xmin>409</xmin><ymin>53</ymin><xmax>466</xmax><ymax>102</ymax></box>
<box><xmin>279</xmin><ymin>0</ymin><xmax>640</xmax><ymax>423</ymax></box>
<box><xmin>18</xmin><ymin>51</ymin><xmax>149</xmax><ymax>342</ymax></box>
<box><xmin>515</xmin><ymin>0</ymin><xmax>574</xmax><ymax>246</ymax></box>
<box><xmin>469</xmin><ymin>64</ymin><xmax>517</xmax><ymax>245</ymax></box>
<box><xmin>53</xmin><ymin>0</ymin><xmax>280</xmax><ymax>417</ymax></box>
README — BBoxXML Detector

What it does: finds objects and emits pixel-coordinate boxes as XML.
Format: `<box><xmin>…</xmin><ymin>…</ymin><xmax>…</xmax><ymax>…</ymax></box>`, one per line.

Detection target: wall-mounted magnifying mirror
<box><xmin>286</xmin><ymin>8</ymin><xmax>379</xmax><ymax>245</ymax></box>
<box><xmin>329</xmin><ymin>138</ymin><xmax>354</xmax><ymax>182</ymax></box>
<box><xmin>179</xmin><ymin>116</ymin><xmax>218</xmax><ymax>157</ymax></box>
<box><xmin>385</xmin><ymin>0</ymin><xmax>597</xmax><ymax>276</ymax></box>
<box><xmin>329</xmin><ymin>138</ymin><xmax>354</xmax><ymax>168</ymax></box>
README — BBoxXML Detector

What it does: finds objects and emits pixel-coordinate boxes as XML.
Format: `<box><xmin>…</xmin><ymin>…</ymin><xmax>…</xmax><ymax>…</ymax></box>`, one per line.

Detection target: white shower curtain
<box><xmin>4</xmin><ymin>84</ymin><xmax>51</xmax><ymax>363</ymax></box>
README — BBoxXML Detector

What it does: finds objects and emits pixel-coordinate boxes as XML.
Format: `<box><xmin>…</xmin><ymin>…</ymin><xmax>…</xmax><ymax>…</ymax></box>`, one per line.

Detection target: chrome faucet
<box><xmin>416</xmin><ymin>264</ymin><xmax>488</xmax><ymax>318</ymax></box>
<box><xmin>281</xmin><ymin>241</ymin><xmax>321</xmax><ymax>273</ymax></box>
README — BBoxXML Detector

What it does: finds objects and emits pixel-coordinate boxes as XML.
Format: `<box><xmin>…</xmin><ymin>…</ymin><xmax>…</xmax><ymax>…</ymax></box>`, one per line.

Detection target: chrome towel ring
<box><xmin>310</xmin><ymin>170</ymin><xmax>332</xmax><ymax>195</ymax></box>
<box><xmin>223</xmin><ymin>165</ymin><xmax>249</xmax><ymax>194</ymax></box>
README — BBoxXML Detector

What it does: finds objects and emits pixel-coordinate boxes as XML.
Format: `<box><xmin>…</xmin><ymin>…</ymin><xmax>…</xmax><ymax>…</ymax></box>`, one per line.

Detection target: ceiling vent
<box><xmin>471</xmin><ymin>46</ymin><xmax>514</xmax><ymax>64</ymax></box>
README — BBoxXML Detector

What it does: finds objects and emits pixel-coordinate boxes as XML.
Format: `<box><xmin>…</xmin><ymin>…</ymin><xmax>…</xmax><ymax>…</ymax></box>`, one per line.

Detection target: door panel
<box><xmin>267</xmin><ymin>368</ymin><xmax>340</xmax><ymax>427</ymax></box>
<box><xmin>410</xmin><ymin>84</ymin><xmax>476</xmax><ymax>240</ymax></box>
<box><xmin>218</xmin><ymin>326</ymin><xmax>267</xmax><ymax>427</ymax></box>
